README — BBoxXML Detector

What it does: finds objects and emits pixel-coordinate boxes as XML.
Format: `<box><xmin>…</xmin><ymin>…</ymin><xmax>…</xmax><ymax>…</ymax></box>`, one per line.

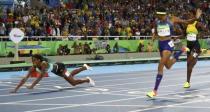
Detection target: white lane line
<box><xmin>0</xmin><ymin>71</ymin><xmax>156</xmax><ymax>88</ymax></box>
<box><xmin>0</xmin><ymin>72</ymin><xmax>156</xmax><ymax>90</ymax></box>
<box><xmin>0</xmin><ymin>73</ymin><xmax>209</xmax><ymax>99</ymax></box>
<box><xmin>0</xmin><ymin>71</ymin><xmax>186</xmax><ymax>95</ymax></box>
<box><xmin>5</xmin><ymin>93</ymin><xmax>96</xmax><ymax>104</ymax></box>
<box><xmin>23</xmin><ymin>96</ymin><xmax>148</xmax><ymax>112</ymax></box>
<box><xmin>0</xmin><ymin>103</ymin><xmax>77</xmax><ymax>106</ymax></box>
<box><xmin>0</xmin><ymin>67</ymin><xmax>189</xmax><ymax>87</ymax></box>
<box><xmin>53</xmin><ymin>86</ymin><xmax>63</xmax><ymax>89</ymax></box>
<box><xmin>101</xmin><ymin>92</ymin><xmax>181</xmax><ymax>100</ymax></box>
<box><xmin>0</xmin><ymin>69</ymin><xmax>156</xmax><ymax>83</ymax></box>
<box><xmin>97</xmin><ymin>74</ymin><xmax>210</xmax><ymax>88</ymax></box>
<box><xmin>129</xmin><ymin>98</ymin><xmax>210</xmax><ymax>112</ymax></box>
<box><xmin>82</xmin><ymin>104</ymin><xmax>147</xmax><ymax>107</ymax></box>
<box><xmin>0</xmin><ymin>86</ymin><xmax>96</xmax><ymax>97</ymax></box>
<box><xmin>0</xmin><ymin>67</ymin><xmax>208</xmax><ymax>101</ymax></box>
<box><xmin>1</xmin><ymin>72</ymin><xmax>210</xmax><ymax>99</ymax></box>
<box><xmin>171</xmin><ymin>105</ymin><xmax>210</xmax><ymax>109</ymax></box>
<box><xmin>0</xmin><ymin>76</ymin><xmax>196</xmax><ymax>97</ymax></box>
<box><xmin>0</xmin><ymin>103</ymin><xmax>146</xmax><ymax>107</ymax></box>
<box><xmin>22</xmin><ymin>86</ymin><xmax>210</xmax><ymax>112</ymax></box>
<box><xmin>0</xmin><ymin>65</ymin><xmax>209</xmax><ymax>85</ymax></box>
<box><xmin>0</xmin><ymin>67</ymin><xmax>207</xmax><ymax>93</ymax></box>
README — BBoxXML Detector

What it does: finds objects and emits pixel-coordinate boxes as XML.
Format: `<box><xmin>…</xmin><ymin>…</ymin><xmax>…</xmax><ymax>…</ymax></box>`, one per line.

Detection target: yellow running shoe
<box><xmin>183</xmin><ymin>82</ymin><xmax>190</xmax><ymax>88</ymax></box>
<box><xmin>201</xmin><ymin>48</ymin><xmax>207</xmax><ymax>53</ymax></box>
<box><xmin>146</xmin><ymin>91</ymin><xmax>157</xmax><ymax>98</ymax></box>
<box><xmin>182</xmin><ymin>46</ymin><xmax>190</xmax><ymax>52</ymax></box>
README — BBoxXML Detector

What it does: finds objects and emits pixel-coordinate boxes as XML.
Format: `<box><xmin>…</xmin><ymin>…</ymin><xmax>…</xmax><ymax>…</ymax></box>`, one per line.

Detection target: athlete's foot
<box><xmin>86</xmin><ymin>77</ymin><xmax>95</xmax><ymax>87</ymax></box>
<box><xmin>83</xmin><ymin>64</ymin><xmax>92</xmax><ymax>70</ymax></box>
<box><xmin>146</xmin><ymin>90</ymin><xmax>157</xmax><ymax>98</ymax></box>
<box><xmin>183</xmin><ymin>82</ymin><xmax>191</xmax><ymax>88</ymax></box>
<box><xmin>181</xmin><ymin>46</ymin><xmax>190</xmax><ymax>52</ymax></box>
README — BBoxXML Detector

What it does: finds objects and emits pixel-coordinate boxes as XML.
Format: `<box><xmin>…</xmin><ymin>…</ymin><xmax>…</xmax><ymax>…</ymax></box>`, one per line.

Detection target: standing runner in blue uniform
<box><xmin>147</xmin><ymin>7</ymin><xmax>202</xmax><ymax>98</ymax></box>
<box><xmin>11</xmin><ymin>54</ymin><xmax>95</xmax><ymax>93</ymax></box>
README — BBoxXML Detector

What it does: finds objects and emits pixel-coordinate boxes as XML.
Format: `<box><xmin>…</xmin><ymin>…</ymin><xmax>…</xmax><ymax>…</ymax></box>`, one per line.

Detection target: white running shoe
<box><xmin>86</xmin><ymin>77</ymin><xmax>95</xmax><ymax>87</ymax></box>
<box><xmin>83</xmin><ymin>64</ymin><xmax>92</xmax><ymax>70</ymax></box>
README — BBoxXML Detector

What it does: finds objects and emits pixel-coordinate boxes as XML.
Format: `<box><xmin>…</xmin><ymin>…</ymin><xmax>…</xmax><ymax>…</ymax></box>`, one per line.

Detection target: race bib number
<box><xmin>187</xmin><ymin>33</ymin><xmax>197</xmax><ymax>41</ymax></box>
<box><xmin>157</xmin><ymin>24</ymin><xmax>171</xmax><ymax>37</ymax></box>
<box><xmin>168</xmin><ymin>41</ymin><xmax>174</xmax><ymax>47</ymax></box>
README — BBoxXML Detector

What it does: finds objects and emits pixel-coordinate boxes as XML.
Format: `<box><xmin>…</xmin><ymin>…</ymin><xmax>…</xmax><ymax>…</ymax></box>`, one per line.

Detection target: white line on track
<box><xmin>170</xmin><ymin>105</ymin><xmax>210</xmax><ymax>109</ymax></box>
<box><xmin>8</xmin><ymin>84</ymin><xmax>210</xmax><ymax>112</ymax></box>
<box><xmin>0</xmin><ymin>67</ymin><xmax>193</xmax><ymax>87</ymax></box>
<box><xmin>23</xmin><ymin>88</ymin><xmax>210</xmax><ymax>112</ymax></box>
<box><xmin>0</xmin><ymin>74</ymin><xmax>203</xmax><ymax>97</ymax></box>
<box><xmin>0</xmin><ymin>103</ymin><xmax>147</xmax><ymax>107</ymax></box>
<box><xmin>0</xmin><ymin>69</ymin><xmax>209</xmax><ymax>98</ymax></box>
<box><xmin>128</xmin><ymin>98</ymin><xmax>210</xmax><ymax>112</ymax></box>
<box><xmin>0</xmin><ymin>66</ymin><xmax>208</xmax><ymax>91</ymax></box>
<box><xmin>0</xmin><ymin>68</ymin><xmax>208</xmax><ymax>93</ymax></box>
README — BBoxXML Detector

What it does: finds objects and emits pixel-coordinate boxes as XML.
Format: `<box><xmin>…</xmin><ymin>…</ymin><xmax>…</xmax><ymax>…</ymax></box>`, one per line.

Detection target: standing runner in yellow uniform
<box><xmin>184</xmin><ymin>9</ymin><xmax>209</xmax><ymax>88</ymax></box>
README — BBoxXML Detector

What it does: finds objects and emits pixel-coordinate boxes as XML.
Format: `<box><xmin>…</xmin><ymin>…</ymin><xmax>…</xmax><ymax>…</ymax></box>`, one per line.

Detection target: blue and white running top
<box><xmin>156</xmin><ymin>16</ymin><xmax>174</xmax><ymax>37</ymax></box>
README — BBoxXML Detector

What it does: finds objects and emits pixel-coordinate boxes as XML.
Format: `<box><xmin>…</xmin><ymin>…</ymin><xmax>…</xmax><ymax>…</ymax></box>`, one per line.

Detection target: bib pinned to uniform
<box><xmin>186</xmin><ymin>21</ymin><xmax>198</xmax><ymax>41</ymax></box>
<box><xmin>187</xmin><ymin>33</ymin><xmax>197</xmax><ymax>41</ymax></box>
<box><xmin>157</xmin><ymin>24</ymin><xmax>171</xmax><ymax>37</ymax></box>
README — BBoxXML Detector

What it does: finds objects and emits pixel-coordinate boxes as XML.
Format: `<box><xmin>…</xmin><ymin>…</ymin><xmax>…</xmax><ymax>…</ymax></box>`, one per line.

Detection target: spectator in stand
<box><xmin>83</xmin><ymin>42</ymin><xmax>91</xmax><ymax>54</ymax></box>
<box><xmin>113</xmin><ymin>42</ymin><xmax>119</xmax><ymax>53</ymax></box>
<box><xmin>137</xmin><ymin>42</ymin><xmax>144</xmax><ymax>52</ymax></box>
<box><xmin>106</xmin><ymin>44</ymin><xmax>111</xmax><ymax>53</ymax></box>
<box><xmin>0</xmin><ymin>0</ymin><xmax>209</xmax><ymax>39</ymax></box>
<box><xmin>63</xmin><ymin>44</ymin><xmax>70</xmax><ymax>55</ymax></box>
<box><xmin>0</xmin><ymin>23</ymin><xmax>6</xmax><ymax>36</ymax></box>
<box><xmin>57</xmin><ymin>44</ymin><xmax>64</xmax><ymax>55</ymax></box>
<box><xmin>146</xmin><ymin>42</ymin><xmax>153</xmax><ymax>52</ymax></box>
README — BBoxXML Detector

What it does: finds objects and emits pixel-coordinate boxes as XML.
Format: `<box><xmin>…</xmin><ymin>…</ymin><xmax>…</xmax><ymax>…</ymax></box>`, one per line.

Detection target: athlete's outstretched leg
<box><xmin>70</xmin><ymin>64</ymin><xmax>91</xmax><ymax>77</ymax></box>
<box><xmin>147</xmin><ymin>50</ymin><xmax>171</xmax><ymax>98</ymax></box>
<box><xmin>63</xmin><ymin>64</ymin><xmax>95</xmax><ymax>86</ymax></box>
<box><xmin>63</xmin><ymin>75</ymin><xmax>89</xmax><ymax>86</ymax></box>
<box><xmin>184</xmin><ymin>54</ymin><xmax>197</xmax><ymax>88</ymax></box>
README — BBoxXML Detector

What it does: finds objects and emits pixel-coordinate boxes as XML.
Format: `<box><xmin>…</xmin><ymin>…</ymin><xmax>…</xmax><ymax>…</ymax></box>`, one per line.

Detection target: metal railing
<box><xmin>0</xmin><ymin>36</ymin><xmax>153</xmax><ymax>41</ymax></box>
<box><xmin>0</xmin><ymin>35</ymin><xmax>210</xmax><ymax>41</ymax></box>
<box><xmin>1</xmin><ymin>35</ymin><xmax>210</xmax><ymax>41</ymax></box>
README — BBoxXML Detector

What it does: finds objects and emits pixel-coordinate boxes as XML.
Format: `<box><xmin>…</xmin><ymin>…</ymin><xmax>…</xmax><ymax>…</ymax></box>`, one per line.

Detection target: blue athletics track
<box><xmin>0</xmin><ymin>61</ymin><xmax>210</xmax><ymax>112</ymax></box>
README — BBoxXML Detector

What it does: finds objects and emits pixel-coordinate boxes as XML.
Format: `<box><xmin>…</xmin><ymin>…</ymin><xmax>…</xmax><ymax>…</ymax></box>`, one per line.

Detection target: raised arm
<box><xmin>172</xmin><ymin>9</ymin><xmax>202</xmax><ymax>24</ymax></box>
<box><xmin>172</xmin><ymin>16</ymin><xmax>197</xmax><ymax>25</ymax></box>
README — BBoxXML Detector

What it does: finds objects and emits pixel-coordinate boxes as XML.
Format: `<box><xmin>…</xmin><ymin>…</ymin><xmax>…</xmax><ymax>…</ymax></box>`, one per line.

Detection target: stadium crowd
<box><xmin>0</xmin><ymin>0</ymin><xmax>209</xmax><ymax>38</ymax></box>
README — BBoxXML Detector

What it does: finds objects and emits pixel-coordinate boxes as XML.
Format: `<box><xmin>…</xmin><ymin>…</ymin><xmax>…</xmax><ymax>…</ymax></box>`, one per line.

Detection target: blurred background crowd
<box><xmin>0</xmin><ymin>0</ymin><xmax>209</xmax><ymax>38</ymax></box>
